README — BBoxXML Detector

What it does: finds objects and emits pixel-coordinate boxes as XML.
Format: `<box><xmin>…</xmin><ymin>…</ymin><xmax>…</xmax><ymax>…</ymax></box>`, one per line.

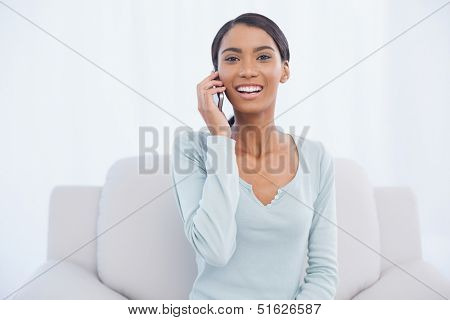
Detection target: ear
<box><xmin>280</xmin><ymin>60</ymin><xmax>290</xmax><ymax>83</ymax></box>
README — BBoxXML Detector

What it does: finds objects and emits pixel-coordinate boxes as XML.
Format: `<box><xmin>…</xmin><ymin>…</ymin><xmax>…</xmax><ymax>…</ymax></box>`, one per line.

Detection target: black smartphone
<box><xmin>212</xmin><ymin>69</ymin><xmax>224</xmax><ymax>111</ymax></box>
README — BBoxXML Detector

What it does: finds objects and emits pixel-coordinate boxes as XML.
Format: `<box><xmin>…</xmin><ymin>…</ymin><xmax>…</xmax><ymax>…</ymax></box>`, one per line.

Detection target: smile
<box><xmin>235</xmin><ymin>86</ymin><xmax>264</xmax><ymax>100</ymax></box>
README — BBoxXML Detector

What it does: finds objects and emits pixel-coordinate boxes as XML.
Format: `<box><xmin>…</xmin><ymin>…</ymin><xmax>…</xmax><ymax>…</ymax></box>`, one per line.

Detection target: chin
<box><xmin>231</xmin><ymin>102</ymin><xmax>271</xmax><ymax>115</ymax></box>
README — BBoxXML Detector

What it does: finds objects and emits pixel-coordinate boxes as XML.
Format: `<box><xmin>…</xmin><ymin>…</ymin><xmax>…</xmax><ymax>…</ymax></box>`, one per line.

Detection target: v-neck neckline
<box><xmin>238</xmin><ymin>132</ymin><xmax>301</xmax><ymax>209</ymax></box>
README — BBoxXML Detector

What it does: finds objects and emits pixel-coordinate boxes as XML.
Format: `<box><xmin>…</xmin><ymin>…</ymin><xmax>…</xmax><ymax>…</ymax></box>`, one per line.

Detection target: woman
<box><xmin>171</xmin><ymin>13</ymin><xmax>338</xmax><ymax>300</ymax></box>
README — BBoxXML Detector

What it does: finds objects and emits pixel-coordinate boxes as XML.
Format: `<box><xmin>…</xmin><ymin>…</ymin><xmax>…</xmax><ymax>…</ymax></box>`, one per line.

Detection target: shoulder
<box><xmin>173</xmin><ymin>129</ymin><xmax>209</xmax><ymax>150</ymax></box>
<box><xmin>306</xmin><ymin>138</ymin><xmax>333</xmax><ymax>165</ymax></box>
<box><xmin>172</xmin><ymin>129</ymin><xmax>211</xmax><ymax>165</ymax></box>
<box><xmin>289</xmin><ymin>134</ymin><xmax>334</xmax><ymax>194</ymax></box>
<box><xmin>290</xmin><ymin>134</ymin><xmax>333</xmax><ymax>168</ymax></box>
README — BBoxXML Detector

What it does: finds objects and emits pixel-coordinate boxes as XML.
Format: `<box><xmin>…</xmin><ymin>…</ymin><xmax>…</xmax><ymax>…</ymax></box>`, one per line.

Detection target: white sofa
<box><xmin>8</xmin><ymin>155</ymin><xmax>450</xmax><ymax>300</ymax></box>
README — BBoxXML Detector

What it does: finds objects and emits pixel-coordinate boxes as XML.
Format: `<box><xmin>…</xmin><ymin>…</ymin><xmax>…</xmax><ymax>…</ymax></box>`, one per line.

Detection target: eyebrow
<box><xmin>220</xmin><ymin>45</ymin><xmax>275</xmax><ymax>55</ymax></box>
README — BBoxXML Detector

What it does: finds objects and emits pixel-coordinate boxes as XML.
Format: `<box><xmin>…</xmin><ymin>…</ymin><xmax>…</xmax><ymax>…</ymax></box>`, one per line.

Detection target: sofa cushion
<box><xmin>334</xmin><ymin>159</ymin><xmax>381</xmax><ymax>299</ymax></box>
<box><xmin>97</xmin><ymin>155</ymin><xmax>197</xmax><ymax>299</ymax></box>
<box><xmin>9</xmin><ymin>260</ymin><xmax>126</xmax><ymax>300</ymax></box>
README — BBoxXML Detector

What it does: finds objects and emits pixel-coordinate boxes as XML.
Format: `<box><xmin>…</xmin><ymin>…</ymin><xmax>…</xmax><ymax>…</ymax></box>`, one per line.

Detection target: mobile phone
<box><xmin>212</xmin><ymin>69</ymin><xmax>224</xmax><ymax>111</ymax></box>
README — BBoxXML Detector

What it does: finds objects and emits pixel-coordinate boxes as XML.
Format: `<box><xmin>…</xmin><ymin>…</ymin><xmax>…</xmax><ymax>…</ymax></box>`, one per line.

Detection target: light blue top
<box><xmin>171</xmin><ymin>129</ymin><xmax>338</xmax><ymax>300</ymax></box>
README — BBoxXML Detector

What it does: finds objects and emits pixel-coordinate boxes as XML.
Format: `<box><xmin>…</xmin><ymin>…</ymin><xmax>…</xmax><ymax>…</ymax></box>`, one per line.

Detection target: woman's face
<box><xmin>218</xmin><ymin>24</ymin><xmax>289</xmax><ymax>114</ymax></box>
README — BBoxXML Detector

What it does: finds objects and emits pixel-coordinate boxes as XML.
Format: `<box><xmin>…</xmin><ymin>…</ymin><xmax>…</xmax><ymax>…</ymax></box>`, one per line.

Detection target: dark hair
<box><xmin>211</xmin><ymin>13</ymin><xmax>290</xmax><ymax>127</ymax></box>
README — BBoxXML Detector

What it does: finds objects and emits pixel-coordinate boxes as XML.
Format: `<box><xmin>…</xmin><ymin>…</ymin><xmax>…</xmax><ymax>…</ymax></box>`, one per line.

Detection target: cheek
<box><xmin>266</xmin><ymin>69</ymin><xmax>283</xmax><ymax>81</ymax></box>
<box><xmin>220</xmin><ymin>75</ymin><xmax>233</xmax><ymax>88</ymax></box>
<box><xmin>217</xmin><ymin>67</ymin><xmax>232</xmax><ymax>80</ymax></box>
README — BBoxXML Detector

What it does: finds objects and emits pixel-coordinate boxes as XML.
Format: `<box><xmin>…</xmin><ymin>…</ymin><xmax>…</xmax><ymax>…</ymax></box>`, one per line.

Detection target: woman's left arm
<box><xmin>295</xmin><ymin>142</ymin><xmax>339</xmax><ymax>300</ymax></box>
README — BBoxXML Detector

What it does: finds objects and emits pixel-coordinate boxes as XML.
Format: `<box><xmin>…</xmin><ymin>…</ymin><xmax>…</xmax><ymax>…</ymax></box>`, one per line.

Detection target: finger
<box><xmin>200</xmin><ymin>86</ymin><xmax>226</xmax><ymax>106</ymax></box>
<box><xmin>206</xmin><ymin>86</ymin><xmax>226</xmax><ymax>95</ymax></box>
<box><xmin>199</xmin><ymin>71</ymin><xmax>220</xmax><ymax>86</ymax></box>
<box><xmin>209</xmin><ymin>70</ymin><xmax>219</xmax><ymax>79</ymax></box>
<box><xmin>202</xmin><ymin>80</ymin><xmax>223</xmax><ymax>90</ymax></box>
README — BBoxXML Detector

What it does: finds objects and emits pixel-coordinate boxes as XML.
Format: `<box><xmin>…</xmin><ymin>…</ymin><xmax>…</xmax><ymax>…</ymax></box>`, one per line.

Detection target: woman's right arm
<box><xmin>170</xmin><ymin>70</ymin><xmax>239</xmax><ymax>267</ymax></box>
<box><xmin>171</xmin><ymin>130</ymin><xmax>240</xmax><ymax>267</ymax></box>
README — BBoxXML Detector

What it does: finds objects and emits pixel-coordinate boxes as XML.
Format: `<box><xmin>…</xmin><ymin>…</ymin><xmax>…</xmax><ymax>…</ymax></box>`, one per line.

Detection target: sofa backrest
<box><xmin>97</xmin><ymin>154</ymin><xmax>197</xmax><ymax>299</ymax></box>
<box><xmin>48</xmin><ymin>186</ymin><xmax>102</xmax><ymax>274</ymax></box>
<box><xmin>97</xmin><ymin>155</ymin><xmax>382</xmax><ymax>299</ymax></box>
<box><xmin>373</xmin><ymin>186</ymin><xmax>423</xmax><ymax>272</ymax></box>
<box><xmin>334</xmin><ymin>158</ymin><xmax>381</xmax><ymax>299</ymax></box>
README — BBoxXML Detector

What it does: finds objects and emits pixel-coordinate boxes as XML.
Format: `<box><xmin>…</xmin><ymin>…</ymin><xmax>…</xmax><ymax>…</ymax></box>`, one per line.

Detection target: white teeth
<box><xmin>237</xmin><ymin>86</ymin><xmax>262</xmax><ymax>93</ymax></box>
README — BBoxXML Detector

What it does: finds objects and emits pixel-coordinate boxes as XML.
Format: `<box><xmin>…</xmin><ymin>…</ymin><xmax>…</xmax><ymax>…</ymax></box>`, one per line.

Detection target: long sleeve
<box><xmin>171</xmin><ymin>131</ymin><xmax>240</xmax><ymax>267</ymax></box>
<box><xmin>295</xmin><ymin>142</ymin><xmax>339</xmax><ymax>299</ymax></box>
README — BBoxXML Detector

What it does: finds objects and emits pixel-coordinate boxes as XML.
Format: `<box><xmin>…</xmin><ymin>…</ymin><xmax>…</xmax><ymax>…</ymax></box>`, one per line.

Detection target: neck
<box><xmin>231</xmin><ymin>120</ymin><xmax>282</xmax><ymax>158</ymax></box>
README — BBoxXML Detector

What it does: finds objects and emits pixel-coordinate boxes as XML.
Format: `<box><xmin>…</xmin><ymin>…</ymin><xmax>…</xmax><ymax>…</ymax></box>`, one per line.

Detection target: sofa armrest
<box><xmin>373</xmin><ymin>186</ymin><xmax>423</xmax><ymax>272</ymax></box>
<box><xmin>8</xmin><ymin>260</ymin><xmax>127</xmax><ymax>300</ymax></box>
<box><xmin>352</xmin><ymin>259</ymin><xmax>450</xmax><ymax>299</ymax></box>
<box><xmin>48</xmin><ymin>186</ymin><xmax>102</xmax><ymax>273</ymax></box>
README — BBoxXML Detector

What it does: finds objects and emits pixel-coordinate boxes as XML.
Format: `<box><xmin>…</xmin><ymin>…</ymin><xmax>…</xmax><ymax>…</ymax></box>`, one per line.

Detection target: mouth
<box><xmin>234</xmin><ymin>84</ymin><xmax>264</xmax><ymax>100</ymax></box>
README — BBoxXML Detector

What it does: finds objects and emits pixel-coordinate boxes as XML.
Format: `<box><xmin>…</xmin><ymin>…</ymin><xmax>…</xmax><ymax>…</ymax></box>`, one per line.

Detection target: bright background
<box><xmin>1</xmin><ymin>0</ymin><xmax>449</xmax><ymax>298</ymax></box>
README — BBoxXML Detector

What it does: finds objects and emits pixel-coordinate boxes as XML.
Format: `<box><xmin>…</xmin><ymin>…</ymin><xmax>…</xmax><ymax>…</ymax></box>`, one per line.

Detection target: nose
<box><xmin>239</xmin><ymin>60</ymin><xmax>258</xmax><ymax>78</ymax></box>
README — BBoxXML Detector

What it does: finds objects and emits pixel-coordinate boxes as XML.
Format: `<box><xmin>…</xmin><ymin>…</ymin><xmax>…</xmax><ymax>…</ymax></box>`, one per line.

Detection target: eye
<box><xmin>225</xmin><ymin>57</ymin><xmax>238</xmax><ymax>62</ymax></box>
<box><xmin>257</xmin><ymin>54</ymin><xmax>271</xmax><ymax>61</ymax></box>
<box><xmin>224</xmin><ymin>54</ymin><xmax>272</xmax><ymax>62</ymax></box>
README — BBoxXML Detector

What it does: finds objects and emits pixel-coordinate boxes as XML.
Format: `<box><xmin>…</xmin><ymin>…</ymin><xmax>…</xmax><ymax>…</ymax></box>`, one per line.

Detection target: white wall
<box><xmin>1</xmin><ymin>0</ymin><xmax>449</xmax><ymax>298</ymax></box>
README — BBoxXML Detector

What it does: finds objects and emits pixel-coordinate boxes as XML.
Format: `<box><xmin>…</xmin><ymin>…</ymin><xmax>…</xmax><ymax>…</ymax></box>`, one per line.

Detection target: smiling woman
<box><xmin>171</xmin><ymin>12</ymin><xmax>338</xmax><ymax>300</ymax></box>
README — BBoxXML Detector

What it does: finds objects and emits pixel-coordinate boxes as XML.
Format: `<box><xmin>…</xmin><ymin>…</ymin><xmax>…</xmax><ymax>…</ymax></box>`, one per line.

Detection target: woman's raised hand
<box><xmin>197</xmin><ymin>71</ymin><xmax>231</xmax><ymax>137</ymax></box>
